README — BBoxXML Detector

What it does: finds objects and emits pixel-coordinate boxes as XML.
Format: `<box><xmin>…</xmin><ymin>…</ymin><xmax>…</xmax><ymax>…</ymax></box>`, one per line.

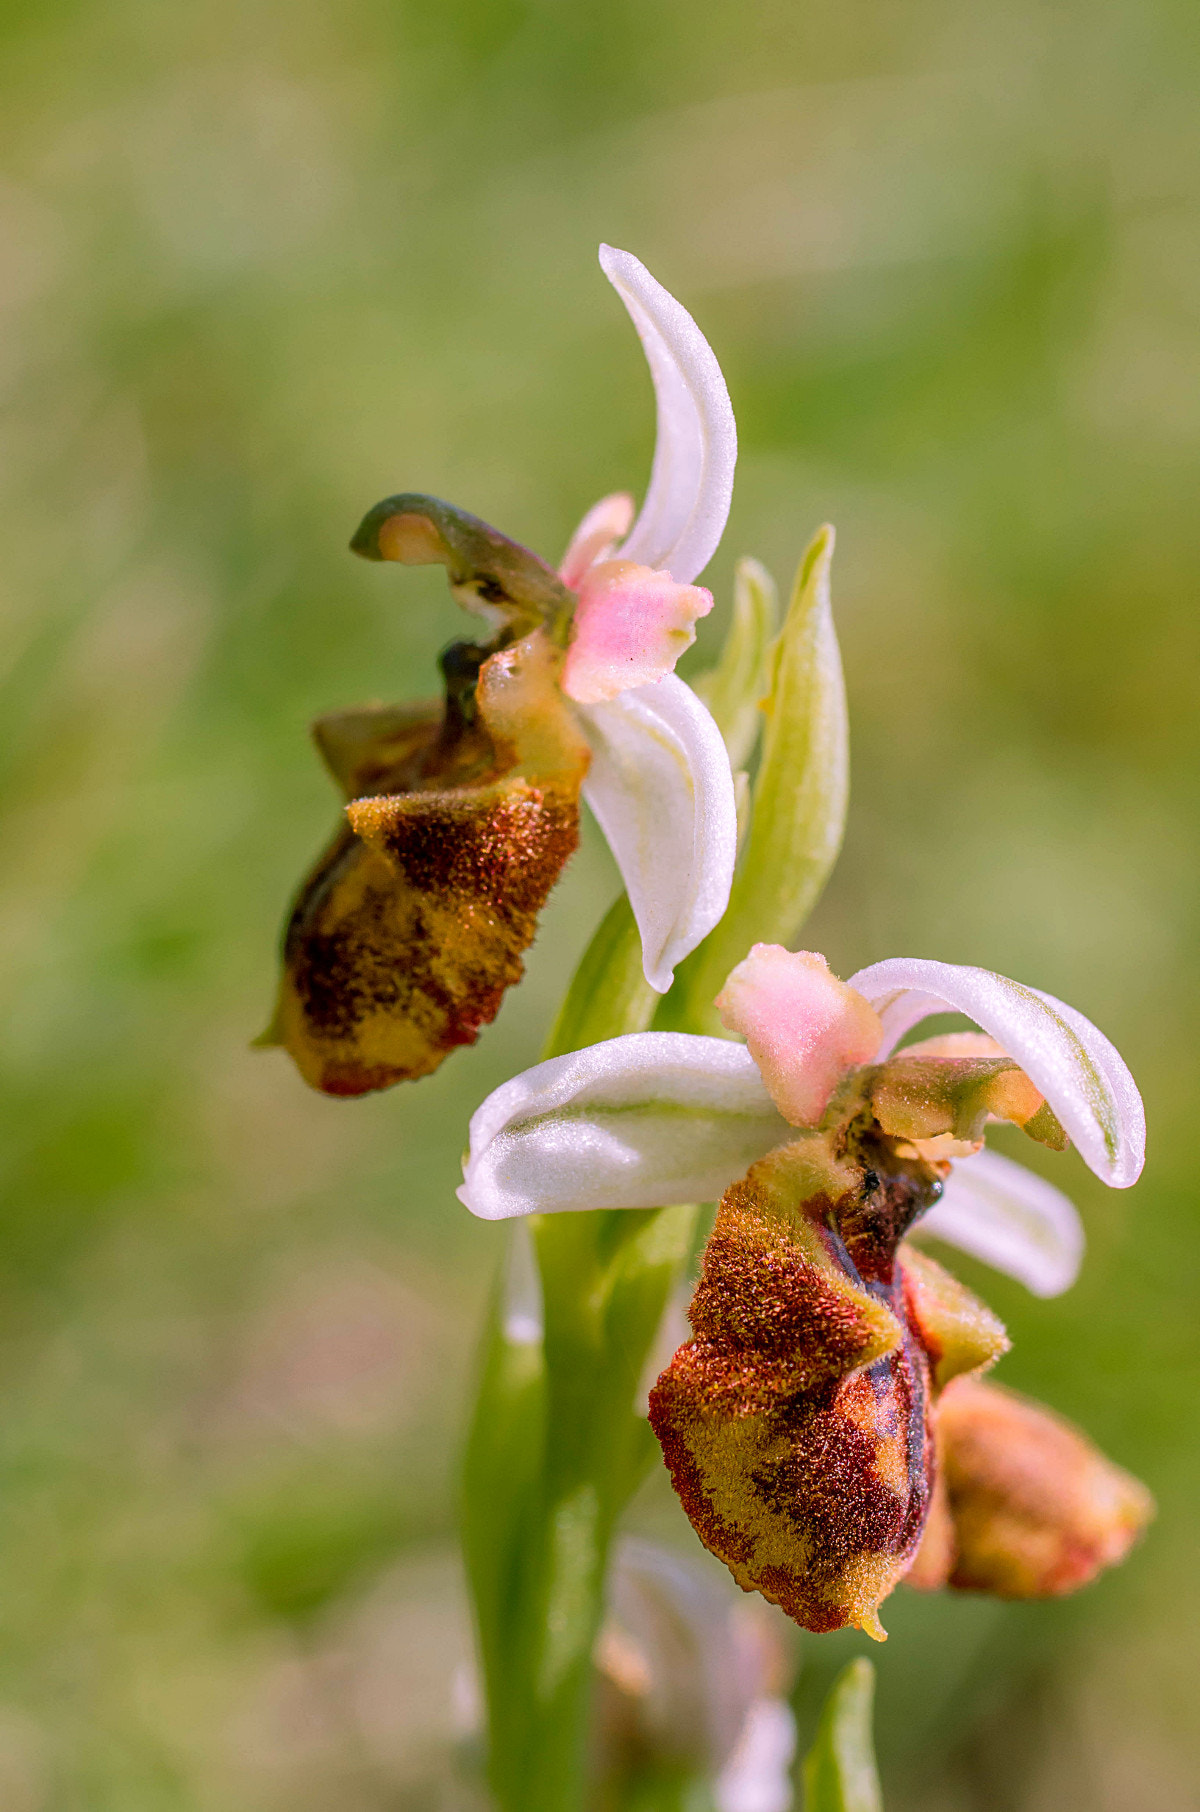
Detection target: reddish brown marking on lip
<box><xmin>276</xmin><ymin>782</ymin><xmax>580</xmax><ymax>1095</ymax></box>
<box><xmin>352</xmin><ymin>787</ymin><xmax>580</xmax><ymax>920</ymax></box>
<box><xmin>650</xmin><ymin>1023</ymin><xmax>1142</xmax><ymax>1635</ymax></box>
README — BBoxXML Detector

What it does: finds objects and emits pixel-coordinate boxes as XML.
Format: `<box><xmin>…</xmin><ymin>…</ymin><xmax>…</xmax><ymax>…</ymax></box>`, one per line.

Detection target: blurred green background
<box><xmin>0</xmin><ymin>0</ymin><xmax>1196</xmax><ymax>1805</ymax></box>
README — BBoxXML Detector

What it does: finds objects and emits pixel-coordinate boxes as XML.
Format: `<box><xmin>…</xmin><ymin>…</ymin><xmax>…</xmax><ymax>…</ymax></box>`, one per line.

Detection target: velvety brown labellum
<box><xmin>264</xmin><ymin>494</ymin><xmax>589</xmax><ymax>1095</ymax></box>
<box><xmin>266</xmin><ymin>632</ymin><xmax>589</xmax><ymax>1094</ymax></box>
<box><xmin>649</xmin><ymin>1119</ymin><xmax>1011</xmax><ymax>1639</ymax></box>
<box><xmin>650</xmin><ymin>1139</ymin><xmax>927</xmax><ymax>1638</ymax></box>
<box><xmin>907</xmin><ymin>1376</ymin><xmax>1154</xmax><ymax>1598</ymax></box>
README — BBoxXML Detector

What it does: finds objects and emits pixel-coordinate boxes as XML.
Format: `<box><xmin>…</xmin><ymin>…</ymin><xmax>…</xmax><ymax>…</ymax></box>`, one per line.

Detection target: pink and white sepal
<box><xmin>553</xmin><ymin>246</ymin><xmax>740</xmax><ymax>992</ymax></box>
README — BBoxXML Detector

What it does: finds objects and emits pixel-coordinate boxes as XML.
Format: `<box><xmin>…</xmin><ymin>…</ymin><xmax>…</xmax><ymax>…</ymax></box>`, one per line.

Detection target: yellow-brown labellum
<box><xmin>265</xmin><ymin>631</ymin><xmax>589</xmax><ymax>1095</ymax></box>
<box><xmin>649</xmin><ymin>1124</ymin><xmax>1008</xmax><ymax>1640</ymax></box>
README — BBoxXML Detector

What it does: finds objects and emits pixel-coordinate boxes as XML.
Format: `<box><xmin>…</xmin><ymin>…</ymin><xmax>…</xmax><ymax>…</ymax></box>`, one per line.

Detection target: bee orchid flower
<box><xmin>266</xmin><ymin>247</ymin><xmax>738</xmax><ymax>1095</ymax></box>
<box><xmin>595</xmin><ymin>1536</ymin><xmax>796</xmax><ymax>1812</ymax></box>
<box><xmin>459</xmin><ymin>944</ymin><xmax>1149</xmax><ymax>1639</ymax></box>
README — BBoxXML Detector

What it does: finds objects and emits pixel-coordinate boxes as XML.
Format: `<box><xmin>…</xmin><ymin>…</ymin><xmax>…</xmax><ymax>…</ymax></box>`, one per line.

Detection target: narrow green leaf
<box><xmin>545</xmin><ymin>891</ymin><xmax>658</xmax><ymax>1058</ymax></box>
<box><xmin>461</xmin><ymin>1278</ymin><xmax>546</xmax><ymax>1783</ymax></box>
<box><xmin>803</xmin><ymin>1659</ymin><xmax>883</xmax><ymax>1812</ymax></box>
<box><xmin>510</xmin><ymin>1199</ymin><xmax>698</xmax><ymax>1803</ymax></box>
<box><xmin>676</xmin><ymin>525</ymin><xmax>848</xmax><ymax>1032</ymax></box>
<box><xmin>694</xmin><ymin>555</ymin><xmax>779</xmax><ymax>770</ymax></box>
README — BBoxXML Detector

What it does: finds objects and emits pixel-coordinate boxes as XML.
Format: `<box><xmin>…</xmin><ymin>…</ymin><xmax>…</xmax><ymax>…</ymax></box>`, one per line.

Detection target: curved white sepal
<box><xmin>458</xmin><ymin>1032</ymin><xmax>789</xmax><ymax>1221</ymax></box>
<box><xmin>848</xmin><ymin>957</ymin><xmax>1145</xmax><ymax>1188</ymax></box>
<box><xmin>599</xmin><ymin>245</ymin><xmax>737</xmax><ymax>584</ymax></box>
<box><xmin>579</xmin><ymin>674</ymin><xmax>738</xmax><ymax>992</ymax></box>
<box><xmin>913</xmin><ymin>1147</ymin><xmax>1085</xmax><ymax>1298</ymax></box>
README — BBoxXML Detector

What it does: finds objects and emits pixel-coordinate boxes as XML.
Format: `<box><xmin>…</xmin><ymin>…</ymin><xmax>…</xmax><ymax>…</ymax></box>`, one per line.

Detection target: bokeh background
<box><xmin>0</xmin><ymin>0</ymin><xmax>1196</xmax><ymax>1805</ymax></box>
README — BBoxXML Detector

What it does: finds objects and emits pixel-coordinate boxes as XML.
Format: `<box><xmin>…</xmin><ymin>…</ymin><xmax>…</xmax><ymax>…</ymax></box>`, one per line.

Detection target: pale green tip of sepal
<box><xmin>693</xmin><ymin>555</ymin><xmax>779</xmax><ymax>771</ymax></box>
<box><xmin>668</xmin><ymin>525</ymin><xmax>849</xmax><ymax>1034</ymax></box>
<box><xmin>802</xmin><ymin>1659</ymin><xmax>883</xmax><ymax>1812</ymax></box>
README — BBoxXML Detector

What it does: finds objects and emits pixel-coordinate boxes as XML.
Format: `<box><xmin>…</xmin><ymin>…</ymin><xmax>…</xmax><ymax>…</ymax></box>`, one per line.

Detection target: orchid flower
<box><xmin>264</xmin><ymin>247</ymin><xmax>737</xmax><ymax>1095</ymax></box>
<box><xmin>459</xmin><ymin>943</ymin><xmax>1149</xmax><ymax>1638</ymax></box>
<box><xmin>595</xmin><ymin>1537</ymin><xmax>796</xmax><ymax>1812</ymax></box>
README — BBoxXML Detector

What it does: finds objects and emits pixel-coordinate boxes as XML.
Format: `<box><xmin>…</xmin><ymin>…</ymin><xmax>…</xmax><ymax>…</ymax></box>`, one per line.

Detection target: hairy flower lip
<box><xmin>460</xmin><ymin>950</ymin><xmax>1144</xmax><ymax>1298</ymax></box>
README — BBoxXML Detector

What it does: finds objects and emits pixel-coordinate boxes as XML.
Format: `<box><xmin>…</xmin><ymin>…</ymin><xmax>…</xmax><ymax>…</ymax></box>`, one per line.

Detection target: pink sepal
<box><xmin>715</xmin><ymin>945</ymin><xmax>883</xmax><ymax>1128</ymax></box>
<box><xmin>561</xmin><ymin>560</ymin><xmax>713</xmax><ymax>705</ymax></box>
<box><xmin>559</xmin><ymin>492</ymin><xmax>636</xmax><ymax>590</ymax></box>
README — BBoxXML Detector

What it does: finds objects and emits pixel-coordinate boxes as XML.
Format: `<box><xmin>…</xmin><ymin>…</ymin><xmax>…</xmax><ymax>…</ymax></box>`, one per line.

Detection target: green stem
<box><xmin>464</xmin><ymin>893</ymin><xmax>696</xmax><ymax>1812</ymax></box>
<box><xmin>461</xmin><ymin>1275</ymin><xmax>546</xmax><ymax>1785</ymax></box>
<box><xmin>520</xmin><ymin>1204</ymin><xmax>695</xmax><ymax>1808</ymax></box>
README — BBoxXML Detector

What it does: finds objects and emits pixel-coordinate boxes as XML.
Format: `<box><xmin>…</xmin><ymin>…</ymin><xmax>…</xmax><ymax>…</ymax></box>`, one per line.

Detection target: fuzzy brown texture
<box><xmin>648</xmin><ymin>1103</ymin><xmax>1022</xmax><ymax>1639</ymax></box>
<box><xmin>267</xmin><ymin>631</ymin><xmax>589</xmax><ymax>1094</ymax></box>
<box><xmin>650</xmin><ymin>1136</ymin><xmax>951</xmax><ymax>1638</ymax></box>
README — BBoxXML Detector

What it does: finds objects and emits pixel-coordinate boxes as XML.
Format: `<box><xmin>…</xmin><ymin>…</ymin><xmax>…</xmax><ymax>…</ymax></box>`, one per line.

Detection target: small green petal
<box><xmin>802</xmin><ymin>1659</ymin><xmax>884</xmax><ymax>1812</ymax></box>
<box><xmin>350</xmin><ymin>490</ymin><xmax>575</xmax><ymax>640</ymax></box>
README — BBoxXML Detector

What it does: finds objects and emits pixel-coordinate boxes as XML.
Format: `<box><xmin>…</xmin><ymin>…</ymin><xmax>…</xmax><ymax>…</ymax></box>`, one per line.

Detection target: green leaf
<box><xmin>460</xmin><ymin>1274</ymin><xmax>547</xmax><ymax>1779</ymax></box>
<box><xmin>693</xmin><ymin>555</ymin><xmax>779</xmax><ymax>770</ymax></box>
<box><xmin>803</xmin><ymin>1659</ymin><xmax>883</xmax><ymax>1812</ymax></box>
<box><xmin>669</xmin><ymin>525</ymin><xmax>849</xmax><ymax>1033</ymax></box>
<box><xmin>545</xmin><ymin>891</ymin><xmax>658</xmax><ymax>1058</ymax></box>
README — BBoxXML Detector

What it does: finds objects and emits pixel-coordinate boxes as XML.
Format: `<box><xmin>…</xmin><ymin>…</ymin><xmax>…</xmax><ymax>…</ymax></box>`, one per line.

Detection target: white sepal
<box><xmin>457</xmin><ymin>1032</ymin><xmax>788</xmax><ymax>1221</ymax></box>
<box><xmin>578</xmin><ymin>674</ymin><xmax>738</xmax><ymax>992</ymax></box>
<box><xmin>913</xmin><ymin>1147</ymin><xmax>1085</xmax><ymax>1298</ymax></box>
<box><xmin>715</xmin><ymin>1698</ymin><xmax>798</xmax><ymax>1812</ymax></box>
<box><xmin>599</xmin><ymin>245</ymin><xmax>737</xmax><ymax>584</ymax></box>
<box><xmin>848</xmin><ymin>957</ymin><xmax>1145</xmax><ymax>1188</ymax></box>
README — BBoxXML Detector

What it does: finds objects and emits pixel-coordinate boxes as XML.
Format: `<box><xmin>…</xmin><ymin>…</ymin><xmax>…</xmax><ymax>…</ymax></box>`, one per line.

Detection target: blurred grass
<box><xmin>0</xmin><ymin>0</ymin><xmax>1197</xmax><ymax>1805</ymax></box>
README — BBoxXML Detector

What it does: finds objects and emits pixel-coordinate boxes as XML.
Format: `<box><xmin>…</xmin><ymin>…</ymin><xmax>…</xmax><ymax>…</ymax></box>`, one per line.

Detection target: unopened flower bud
<box><xmin>908</xmin><ymin>1376</ymin><xmax>1154</xmax><ymax>1598</ymax></box>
